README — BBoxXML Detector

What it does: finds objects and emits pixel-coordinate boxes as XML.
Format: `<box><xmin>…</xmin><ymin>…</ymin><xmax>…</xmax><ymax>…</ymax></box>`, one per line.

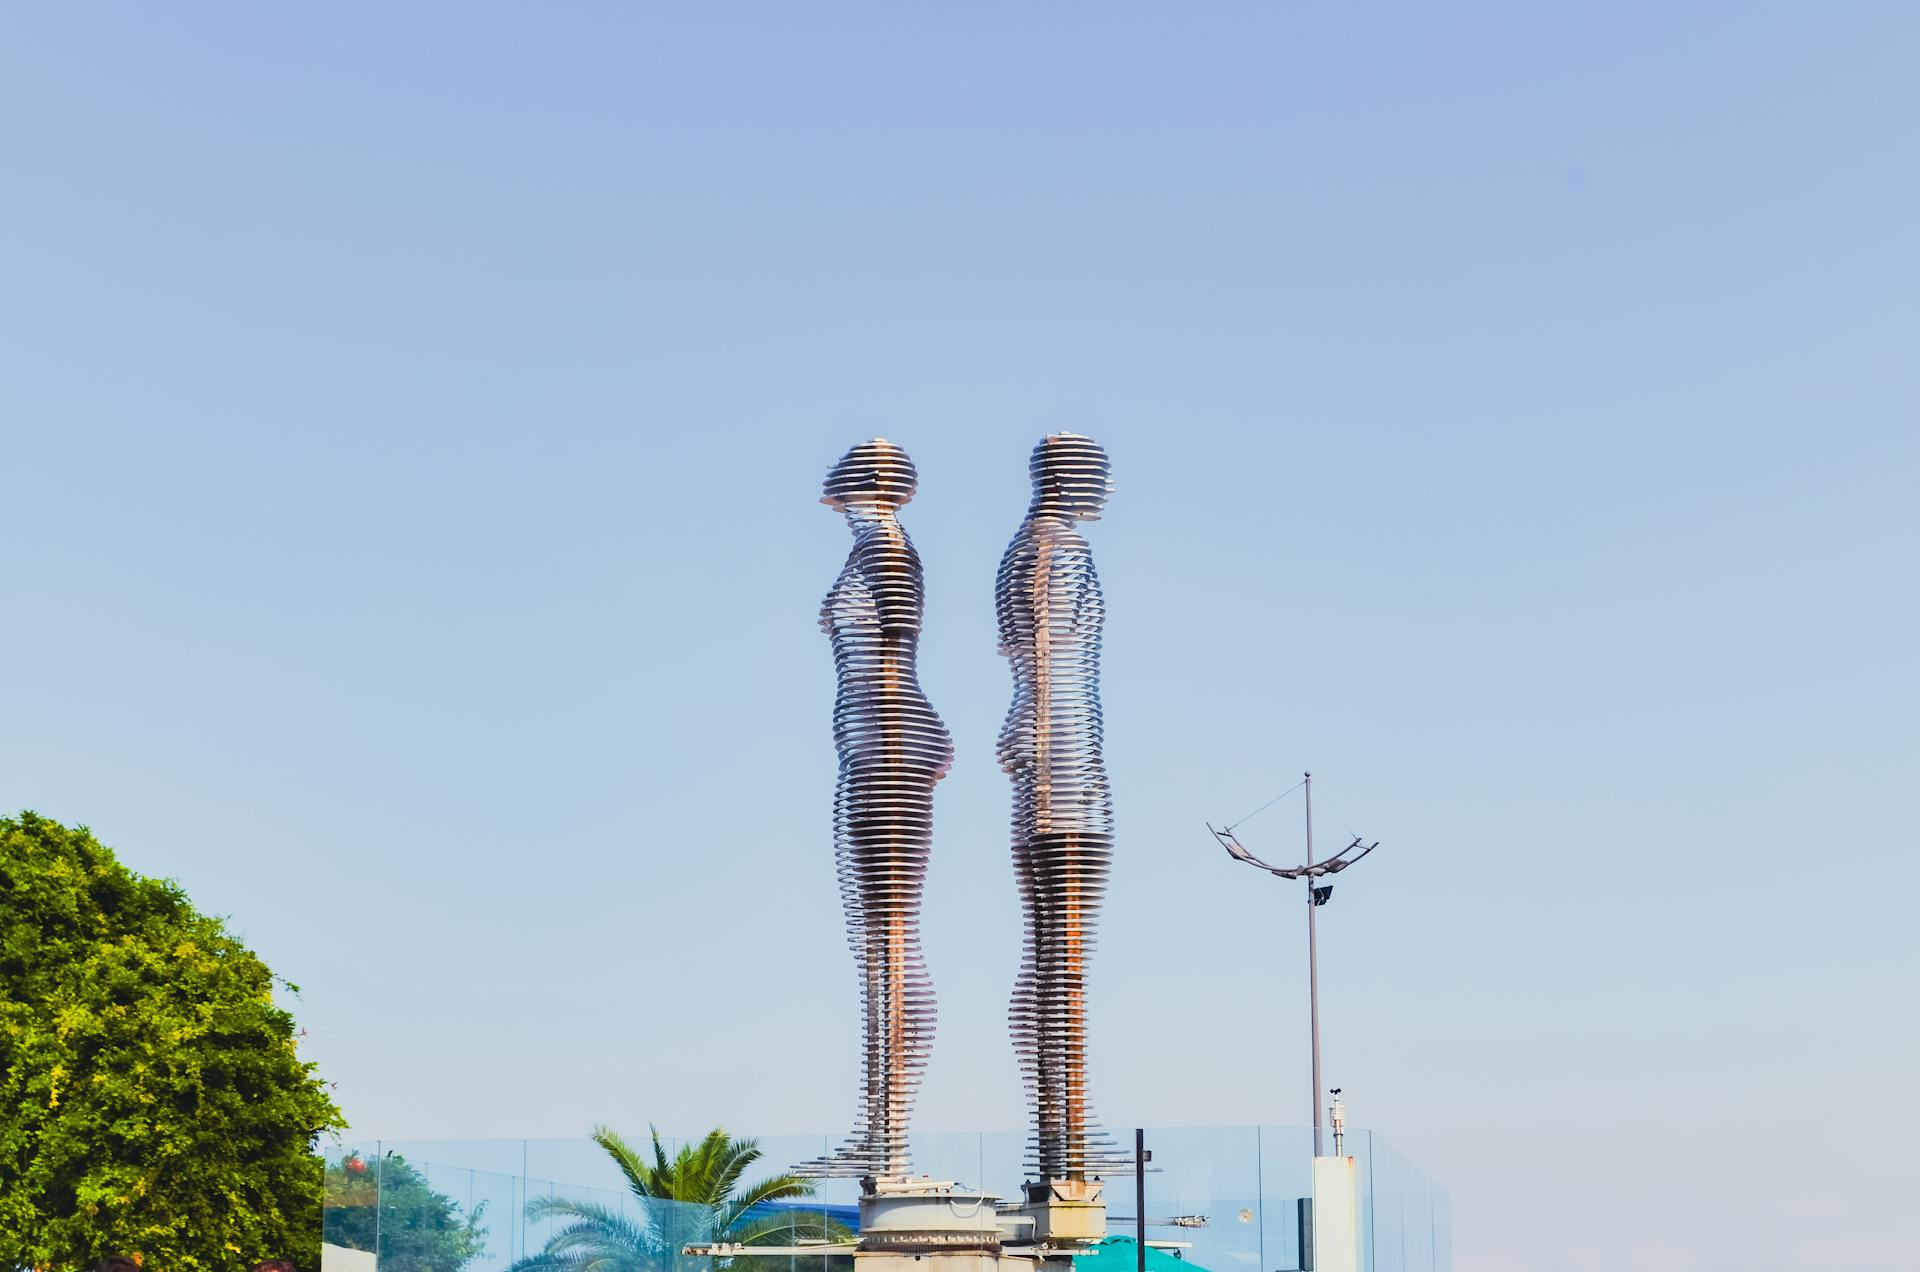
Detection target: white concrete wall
<box><xmin>1312</xmin><ymin>1156</ymin><xmax>1358</xmax><ymax>1272</ymax></box>
<box><xmin>320</xmin><ymin>1241</ymin><xmax>378</xmax><ymax>1272</ymax></box>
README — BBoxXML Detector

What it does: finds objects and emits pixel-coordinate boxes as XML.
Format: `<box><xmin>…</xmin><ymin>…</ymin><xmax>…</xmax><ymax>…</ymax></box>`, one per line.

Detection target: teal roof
<box><xmin>1071</xmin><ymin>1236</ymin><xmax>1200</xmax><ymax>1272</ymax></box>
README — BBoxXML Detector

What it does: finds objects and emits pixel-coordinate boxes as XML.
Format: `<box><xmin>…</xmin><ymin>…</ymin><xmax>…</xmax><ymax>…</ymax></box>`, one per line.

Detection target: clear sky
<box><xmin>4</xmin><ymin>6</ymin><xmax>1916</xmax><ymax>1270</ymax></box>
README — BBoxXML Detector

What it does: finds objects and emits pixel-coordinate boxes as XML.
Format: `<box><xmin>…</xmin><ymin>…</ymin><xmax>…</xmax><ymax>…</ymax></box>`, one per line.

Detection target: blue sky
<box><xmin>3</xmin><ymin>6</ymin><xmax>1916</xmax><ymax>1270</ymax></box>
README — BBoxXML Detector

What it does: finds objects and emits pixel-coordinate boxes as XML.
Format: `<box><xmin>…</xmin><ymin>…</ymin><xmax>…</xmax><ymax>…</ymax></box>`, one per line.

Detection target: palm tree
<box><xmin>509</xmin><ymin>1126</ymin><xmax>851</xmax><ymax>1272</ymax></box>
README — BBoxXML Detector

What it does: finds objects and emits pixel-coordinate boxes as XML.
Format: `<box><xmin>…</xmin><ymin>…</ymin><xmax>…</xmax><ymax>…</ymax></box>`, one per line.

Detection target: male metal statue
<box><xmin>805</xmin><ymin>439</ymin><xmax>952</xmax><ymax>1183</ymax></box>
<box><xmin>997</xmin><ymin>432</ymin><xmax>1120</xmax><ymax>1183</ymax></box>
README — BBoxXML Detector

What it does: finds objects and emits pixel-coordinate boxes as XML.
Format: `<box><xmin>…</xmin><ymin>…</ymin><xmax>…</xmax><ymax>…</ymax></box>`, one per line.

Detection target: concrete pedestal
<box><xmin>1311</xmin><ymin>1156</ymin><xmax>1359</xmax><ymax>1272</ymax></box>
<box><xmin>854</xmin><ymin>1179</ymin><xmax>1036</xmax><ymax>1272</ymax></box>
<box><xmin>859</xmin><ymin>1179</ymin><xmax>1005</xmax><ymax>1253</ymax></box>
<box><xmin>1015</xmin><ymin>1178</ymin><xmax>1107</xmax><ymax>1246</ymax></box>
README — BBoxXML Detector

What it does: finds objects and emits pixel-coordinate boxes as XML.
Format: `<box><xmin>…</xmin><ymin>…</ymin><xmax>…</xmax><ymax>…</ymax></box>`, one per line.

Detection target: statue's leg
<box><xmin>1010</xmin><ymin>829</ymin><xmax>1046</xmax><ymax>1173</ymax></box>
<box><xmin>1032</xmin><ymin>834</ymin><xmax>1070</xmax><ymax>1180</ymax></box>
<box><xmin>890</xmin><ymin>847</ymin><xmax>931</xmax><ymax>1177</ymax></box>
<box><xmin>1062</xmin><ymin>836</ymin><xmax>1087</xmax><ymax>1174</ymax></box>
<box><xmin>799</xmin><ymin>766</ymin><xmax>884</xmax><ymax>1178</ymax></box>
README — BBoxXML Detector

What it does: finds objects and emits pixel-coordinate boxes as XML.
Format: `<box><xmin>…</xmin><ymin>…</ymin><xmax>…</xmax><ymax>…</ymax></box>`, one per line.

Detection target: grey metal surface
<box><xmin>801</xmin><ymin>439</ymin><xmax>953</xmax><ymax>1182</ymax></box>
<box><xmin>997</xmin><ymin>433</ymin><xmax>1125</xmax><ymax>1181</ymax></box>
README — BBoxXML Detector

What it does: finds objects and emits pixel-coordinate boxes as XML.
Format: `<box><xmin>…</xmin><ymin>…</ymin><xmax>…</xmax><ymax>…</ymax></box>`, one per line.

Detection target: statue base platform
<box><xmin>1012</xmin><ymin>1178</ymin><xmax>1107</xmax><ymax>1247</ymax></box>
<box><xmin>853</xmin><ymin>1178</ymin><xmax>1025</xmax><ymax>1272</ymax></box>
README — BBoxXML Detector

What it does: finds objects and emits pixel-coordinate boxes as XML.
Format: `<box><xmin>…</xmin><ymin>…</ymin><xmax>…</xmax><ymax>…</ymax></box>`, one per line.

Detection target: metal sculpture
<box><xmin>997</xmin><ymin>432</ymin><xmax>1121</xmax><ymax>1182</ymax></box>
<box><xmin>804</xmin><ymin>438</ymin><xmax>952</xmax><ymax>1182</ymax></box>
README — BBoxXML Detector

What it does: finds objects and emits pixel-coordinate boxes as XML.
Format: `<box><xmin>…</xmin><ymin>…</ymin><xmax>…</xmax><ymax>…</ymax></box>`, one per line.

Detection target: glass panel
<box><xmin>1349</xmin><ymin>1129</ymin><xmax>1449</xmax><ymax>1272</ymax></box>
<box><xmin>316</xmin><ymin>1124</ymin><xmax>1448</xmax><ymax>1272</ymax></box>
<box><xmin>320</xmin><ymin>1142</ymin><xmax>380</xmax><ymax>1265</ymax></box>
<box><xmin>1129</xmin><ymin>1124</ymin><xmax>1262</xmax><ymax>1272</ymax></box>
<box><xmin>1258</xmin><ymin>1124</ymin><xmax>1316</xmax><ymax>1272</ymax></box>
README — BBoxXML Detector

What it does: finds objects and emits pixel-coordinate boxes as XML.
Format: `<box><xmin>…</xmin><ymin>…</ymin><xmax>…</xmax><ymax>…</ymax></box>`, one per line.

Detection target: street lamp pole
<box><xmin>1304</xmin><ymin>772</ymin><xmax>1322</xmax><ymax>1157</ymax></box>
<box><xmin>1208</xmin><ymin>773</ymin><xmax>1378</xmax><ymax>1165</ymax></box>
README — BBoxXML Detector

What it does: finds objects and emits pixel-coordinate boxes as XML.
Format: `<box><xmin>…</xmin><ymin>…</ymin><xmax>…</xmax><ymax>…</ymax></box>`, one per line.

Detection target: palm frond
<box><xmin>681</xmin><ymin>1129</ymin><xmax>737</xmax><ymax>1204</ymax></box>
<box><xmin>650</xmin><ymin>1124</ymin><xmax>674</xmax><ymax>1183</ymax></box>
<box><xmin>705</xmin><ymin>1133</ymin><xmax>764</xmax><ymax>1200</ymax></box>
<box><xmin>717</xmin><ymin>1171</ymin><xmax>817</xmax><ymax>1234</ymax></box>
<box><xmin>506</xmin><ymin>1255</ymin><xmax>593</xmax><ymax>1272</ymax></box>
<box><xmin>731</xmin><ymin>1172</ymin><xmax>814</xmax><ymax>1209</ymax></box>
<box><xmin>540</xmin><ymin>1199</ymin><xmax>660</xmax><ymax>1252</ymax></box>
<box><xmin>509</xmin><ymin>1244</ymin><xmax>655</xmax><ymax>1272</ymax></box>
<box><xmin>527</xmin><ymin>1123</ymin><xmax>810</xmax><ymax>1272</ymax></box>
<box><xmin>528</xmin><ymin>1194</ymin><xmax>602</xmax><ymax>1224</ymax></box>
<box><xmin>594</xmin><ymin>1125</ymin><xmax>661</xmax><ymax>1200</ymax></box>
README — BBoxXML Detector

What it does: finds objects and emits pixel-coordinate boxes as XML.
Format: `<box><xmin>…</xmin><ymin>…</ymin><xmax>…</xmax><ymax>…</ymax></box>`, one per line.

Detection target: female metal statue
<box><xmin>807</xmin><ymin>439</ymin><xmax>952</xmax><ymax>1182</ymax></box>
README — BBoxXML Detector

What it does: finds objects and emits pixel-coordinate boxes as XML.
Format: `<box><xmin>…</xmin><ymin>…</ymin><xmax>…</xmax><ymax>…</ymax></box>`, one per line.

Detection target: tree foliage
<box><xmin>323</xmin><ymin>1152</ymin><xmax>488</xmax><ymax>1272</ymax></box>
<box><xmin>0</xmin><ymin>812</ymin><xmax>344</xmax><ymax>1270</ymax></box>
<box><xmin>509</xmin><ymin>1127</ymin><xmax>850</xmax><ymax>1272</ymax></box>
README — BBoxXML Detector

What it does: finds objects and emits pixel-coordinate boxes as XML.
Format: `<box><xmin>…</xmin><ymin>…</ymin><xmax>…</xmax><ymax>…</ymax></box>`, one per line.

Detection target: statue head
<box><xmin>1028</xmin><ymin>432</ymin><xmax>1112</xmax><ymax>521</ymax></box>
<box><xmin>822</xmin><ymin>438</ymin><xmax>917</xmax><ymax>512</ymax></box>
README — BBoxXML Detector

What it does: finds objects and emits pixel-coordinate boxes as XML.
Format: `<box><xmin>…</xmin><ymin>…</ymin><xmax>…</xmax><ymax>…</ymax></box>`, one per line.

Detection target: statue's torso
<box><xmin>823</xmin><ymin>517</ymin><xmax>953</xmax><ymax>777</ymax></box>
<box><xmin>996</xmin><ymin>517</ymin><xmax>1110</xmax><ymax>834</ymax></box>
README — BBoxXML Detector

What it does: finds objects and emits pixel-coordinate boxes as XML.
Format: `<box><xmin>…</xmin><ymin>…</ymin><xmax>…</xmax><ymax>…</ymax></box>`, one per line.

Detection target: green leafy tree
<box><xmin>510</xmin><ymin>1127</ymin><xmax>850</xmax><ymax>1272</ymax></box>
<box><xmin>323</xmin><ymin>1151</ymin><xmax>489</xmax><ymax>1271</ymax></box>
<box><xmin>0</xmin><ymin>812</ymin><xmax>345</xmax><ymax>1270</ymax></box>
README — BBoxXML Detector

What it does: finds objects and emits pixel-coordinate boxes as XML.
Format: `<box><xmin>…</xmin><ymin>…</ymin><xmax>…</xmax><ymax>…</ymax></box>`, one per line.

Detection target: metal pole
<box><xmin>372</xmin><ymin>1143</ymin><xmax>382</xmax><ymax>1264</ymax></box>
<box><xmin>1305</xmin><ymin>771</ymin><xmax>1323</xmax><ymax>1158</ymax></box>
<box><xmin>1135</xmin><ymin>1127</ymin><xmax>1147</xmax><ymax>1272</ymax></box>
